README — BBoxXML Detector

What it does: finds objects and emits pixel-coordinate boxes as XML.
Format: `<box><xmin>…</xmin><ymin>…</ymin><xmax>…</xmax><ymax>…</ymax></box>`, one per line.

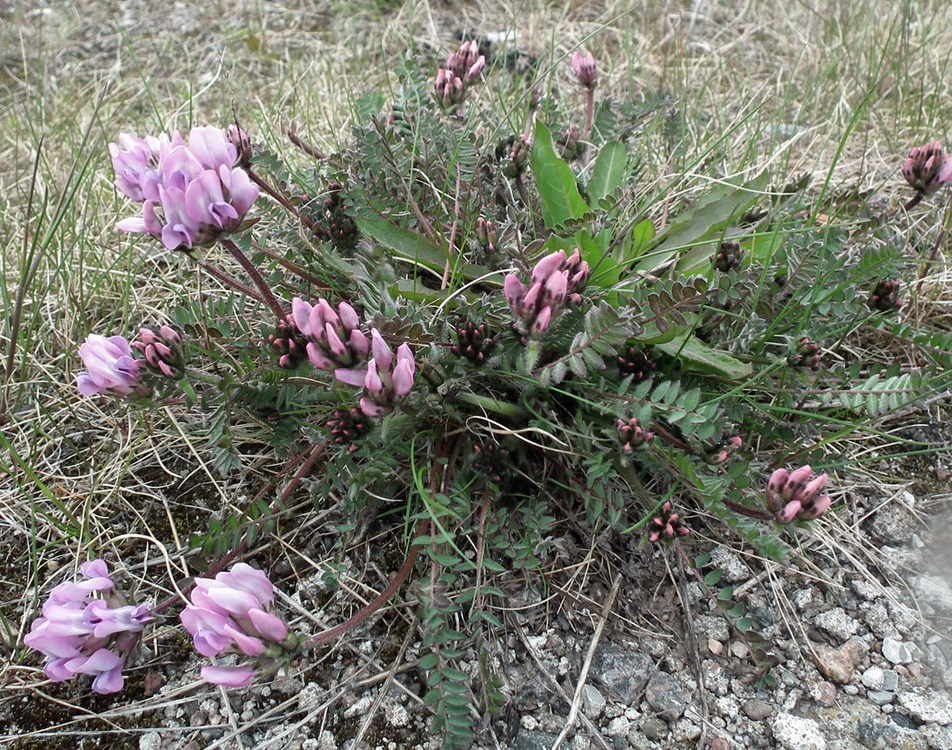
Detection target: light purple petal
<box><xmin>334</xmin><ymin>367</ymin><xmax>368</xmax><ymax>386</ymax></box>
<box><xmin>201</xmin><ymin>665</ymin><xmax>256</xmax><ymax>688</ymax></box>
<box><xmin>248</xmin><ymin>608</ymin><xmax>287</xmax><ymax>643</ymax></box>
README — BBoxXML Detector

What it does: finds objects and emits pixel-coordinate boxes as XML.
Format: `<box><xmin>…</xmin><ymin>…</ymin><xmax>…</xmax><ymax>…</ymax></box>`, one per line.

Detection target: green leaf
<box><xmin>735</xmin><ymin>617</ymin><xmax>754</xmax><ymax>632</ymax></box>
<box><xmin>418</xmin><ymin>653</ymin><xmax>439</xmax><ymax>670</ymax></box>
<box><xmin>355</xmin><ymin>215</ymin><xmax>491</xmax><ymax>282</ymax></box>
<box><xmin>657</xmin><ymin>332</ymin><xmax>753</xmax><ymax>380</ymax></box>
<box><xmin>588</xmin><ymin>141</ymin><xmax>628</xmax><ymax>205</ymax></box>
<box><xmin>530</xmin><ymin>120</ymin><xmax>590</xmax><ymax>228</ymax></box>
<box><xmin>624</xmin><ymin>219</ymin><xmax>655</xmax><ymax>262</ymax></box>
<box><xmin>635</xmin><ymin>172</ymin><xmax>769</xmax><ymax>273</ymax></box>
<box><xmin>704</xmin><ymin>569</ymin><xmax>724</xmax><ymax>586</ymax></box>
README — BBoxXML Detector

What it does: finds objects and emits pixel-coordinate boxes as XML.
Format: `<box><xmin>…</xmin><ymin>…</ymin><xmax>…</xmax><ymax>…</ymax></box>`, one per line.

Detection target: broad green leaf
<box><xmin>355</xmin><ymin>215</ymin><xmax>490</xmax><ymax>282</ymax></box>
<box><xmin>623</xmin><ymin>219</ymin><xmax>655</xmax><ymax>262</ymax></box>
<box><xmin>704</xmin><ymin>569</ymin><xmax>723</xmax><ymax>586</ymax></box>
<box><xmin>540</xmin><ymin>231</ymin><xmax>624</xmax><ymax>289</ymax></box>
<box><xmin>635</xmin><ymin>172</ymin><xmax>769</xmax><ymax>273</ymax></box>
<box><xmin>588</xmin><ymin>141</ymin><xmax>628</xmax><ymax>205</ymax></box>
<box><xmin>657</xmin><ymin>331</ymin><xmax>753</xmax><ymax>380</ymax></box>
<box><xmin>530</xmin><ymin>120</ymin><xmax>590</xmax><ymax>228</ymax></box>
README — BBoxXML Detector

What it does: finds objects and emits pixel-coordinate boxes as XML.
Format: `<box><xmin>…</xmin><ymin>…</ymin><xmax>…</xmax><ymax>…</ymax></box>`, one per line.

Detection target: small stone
<box><xmin>709</xmin><ymin>740</ymin><xmax>730</xmax><ymax>750</ymax></box>
<box><xmin>883</xmin><ymin>637</ymin><xmax>914</xmax><ymax>665</ymax></box>
<box><xmin>592</xmin><ymin>644</ymin><xmax>655</xmax><ymax>703</ymax></box>
<box><xmin>868</xmin><ymin>691</ymin><xmax>894</xmax><ymax>705</ymax></box>
<box><xmin>139</xmin><ymin>734</ymin><xmax>162</xmax><ymax>750</ymax></box>
<box><xmin>645</xmin><ymin>672</ymin><xmax>694</xmax><ymax>721</ymax></box>
<box><xmin>513</xmin><ymin>730</ymin><xmax>560</xmax><ymax>750</ymax></box>
<box><xmin>385</xmin><ymin>703</ymin><xmax>409</xmax><ymax>727</ymax></box>
<box><xmin>582</xmin><ymin>684</ymin><xmax>606</xmax><ymax>718</ymax></box>
<box><xmin>852</xmin><ymin>579</ymin><xmax>882</xmax><ymax>601</ymax></box>
<box><xmin>743</xmin><ymin>699</ymin><xmax>774</xmax><ymax>721</ymax></box>
<box><xmin>863</xmin><ymin>666</ymin><xmax>886</xmax><ymax>691</ymax></box>
<box><xmin>791</xmin><ymin>587</ymin><xmax>815</xmax><ymax>610</ymax></box>
<box><xmin>810</xmin><ymin>681</ymin><xmax>837</xmax><ymax>706</ymax></box>
<box><xmin>857</xmin><ymin>717</ymin><xmax>900</xmax><ymax>750</ymax></box>
<box><xmin>915</xmin><ymin>575</ymin><xmax>952</xmax><ymax>613</ymax></box>
<box><xmin>606</xmin><ymin>717</ymin><xmax>631</xmax><ymax>736</ymax></box>
<box><xmin>709</xmin><ymin>547</ymin><xmax>751</xmax><ymax>582</ymax></box>
<box><xmin>708</xmin><ymin>638</ymin><xmax>724</xmax><ymax>655</ymax></box>
<box><xmin>730</xmin><ymin>641</ymin><xmax>750</xmax><ymax>659</ymax></box>
<box><xmin>924</xmin><ymin>725</ymin><xmax>952</xmax><ymax>750</ymax></box>
<box><xmin>640</xmin><ymin>717</ymin><xmax>668</xmax><ymax>740</ymax></box>
<box><xmin>814</xmin><ymin>638</ymin><xmax>866</xmax><ymax>684</ymax></box>
<box><xmin>898</xmin><ymin>688</ymin><xmax>952</xmax><ymax>724</ymax></box>
<box><xmin>814</xmin><ymin>607</ymin><xmax>859</xmax><ymax>641</ymax></box>
<box><xmin>771</xmin><ymin>712</ymin><xmax>826</xmax><ymax>750</ymax></box>
<box><xmin>696</xmin><ymin>615</ymin><xmax>730</xmax><ymax>641</ymax></box>
<box><xmin>881</xmin><ymin>670</ymin><xmax>899</xmax><ymax>692</ymax></box>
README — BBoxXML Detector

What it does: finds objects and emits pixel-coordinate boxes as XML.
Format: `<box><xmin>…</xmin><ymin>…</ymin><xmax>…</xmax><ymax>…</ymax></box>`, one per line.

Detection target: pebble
<box><xmin>730</xmin><ymin>641</ymin><xmax>750</xmax><ymax>659</ymax></box>
<box><xmin>709</xmin><ymin>739</ymin><xmax>730</xmax><ymax>750</ymax></box>
<box><xmin>771</xmin><ymin>712</ymin><xmax>827</xmax><ymax>750</ymax></box>
<box><xmin>815</xmin><ymin>638</ymin><xmax>867</xmax><ymax>684</ymax></box>
<box><xmin>924</xmin><ymin>725</ymin><xmax>952</xmax><ymax>750</ymax></box>
<box><xmin>898</xmin><ymin>688</ymin><xmax>952</xmax><ymax>724</ymax></box>
<box><xmin>640</xmin><ymin>717</ymin><xmax>668</xmax><ymax>740</ymax></box>
<box><xmin>743</xmin><ymin>699</ymin><xmax>774</xmax><ymax>721</ymax></box>
<box><xmin>868</xmin><ymin>691</ymin><xmax>894</xmax><ymax>706</ymax></box>
<box><xmin>863</xmin><ymin>666</ymin><xmax>886</xmax><ymax>691</ymax></box>
<box><xmin>856</xmin><ymin>717</ymin><xmax>901</xmax><ymax>749</ymax></box>
<box><xmin>139</xmin><ymin>734</ymin><xmax>162</xmax><ymax>750</ymax></box>
<box><xmin>582</xmin><ymin>684</ymin><xmax>606</xmax><ymax>718</ymax></box>
<box><xmin>708</xmin><ymin>638</ymin><xmax>724</xmax><ymax>655</ymax></box>
<box><xmin>645</xmin><ymin>672</ymin><xmax>694</xmax><ymax>721</ymax></box>
<box><xmin>915</xmin><ymin>575</ymin><xmax>952</xmax><ymax>613</ymax></box>
<box><xmin>606</xmin><ymin>717</ymin><xmax>631</xmax><ymax>736</ymax></box>
<box><xmin>592</xmin><ymin>644</ymin><xmax>655</xmax><ymax>703</ymax></box>
<box><xmin>814</xmin><ymin>607</ymin><xmax>860</xmax><ymax>641</ymax></box>
<box><xmin>883</xmin><ymin>637</ymin><xmax>915</xmax><ymax>665</ymax></box>
<box><xmin>709</xmin><ymin>547</ymin><xmax>751</xmax><ymax>582</ymax></box>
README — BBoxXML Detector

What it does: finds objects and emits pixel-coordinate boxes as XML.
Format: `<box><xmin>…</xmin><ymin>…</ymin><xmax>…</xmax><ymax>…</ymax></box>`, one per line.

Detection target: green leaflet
<box><xmin>588</xmin><ymin>141</ymin><xmax>628</xmax><ymax>206</ymax></box>
<box><xmin>530</xmin><ymin>120</ymin><xmax>591</xmax><ymax>229</ymax></box>
<box><xmin>635</xmin><ymin>172</ymin><xmax>769</xmax><ymax>274</ymax></box>
<box><xmin>656</xmin><ymin>331</ymin><xmax>753</xmax><ymax>380</ymax></box>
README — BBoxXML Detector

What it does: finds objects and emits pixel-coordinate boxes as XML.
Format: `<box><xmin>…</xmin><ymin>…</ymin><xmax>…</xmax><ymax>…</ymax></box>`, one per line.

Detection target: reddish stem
<box><xmin>219</xmin><ymin>237</ymin><xmax>287</xmax><ymax>322</ymax></box>
<box><xmin>246</xmin><ymin>168</ymin><xmax>317</xmax><ymax>231</ymax></box>
<box><xmin>194</xmin><ymin>258</ymin><xmax>267</xmax><ymax>305</ymax></box>
<box><xmin>721</xmin><ymin>498</ymin><xmax>774</xmax><ymax>521</ymax></box>
<box><xmin>288</xmin><ymin>128</ymin><xmax>325</xmax><ymax>161</ymax></box>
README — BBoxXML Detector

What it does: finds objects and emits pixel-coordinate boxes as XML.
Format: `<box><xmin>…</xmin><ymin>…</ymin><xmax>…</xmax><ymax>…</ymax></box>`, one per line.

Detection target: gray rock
<box><xmin>592</xmin><ymin>644</ymin><xmax>655</xmax><ymax>703</ymax></box>
<box><xmin>645</xmin><ymin>672</ymin><xmax>693</xmax><ymax>721</ymax></box>
<box><xmin>815</xmin><ymin>638</ymin><xmax>867</xmax><ymax>684</ymax></box>
<box><xmin>867</xmin><ymin>691</ymin><xmax>894</xmax><ymax>706</ymax></box>
<box><xmin>815</xmin><ymin>607</ymin><xmax>860</xmax><ymax>641</ymax></box>
<box><xmin>139</xmin><ymin>734</ymin><xmax>163</xmax><ymax>750</ymax></box>
<box><xmin>709</xmin><ymin>547</ymin><xmax>751</xmax><ymax>582</ymax></box>
<box><xmin>924</xmin><ymin>725</ymin><xmax>952</xmax><ymax>750</ymax></box>
<box><xmin>856</xmin><ymin>717</ymin><xmax>901</xmax><ymax>750</ymax></box>
<box><xmin>743</xmin><ymin>699</ymin><xmax>774</xmax><ymax>721</ymax></box>
<box><xmin>883</xmin><ymin>637</ymin><xmax>915</xmax><ymax>665</ymax></box>
<box><xmin>582</xmin><ymin>684</ymin><xmax>606</xmax><ymax>718</ymax></box>
<box><xmin>915</xmin><ymin>575</ymin><xmax>952</xmax><ymax>613</ymax></box>
<box><xmin>898</xmin><ymin>688</ymin><xmax>952</xmax><ymax>724</ymax></box>
<box><xmin>640</xmin><ymin>717</ymin><xmax>668</xmax><ymax>739</ymax></box>
<box><xmin>862</xmin><ymin>666</ymin><xmax>885</xmax><ymax>691</ymax></box>
<box><xmin>513</xmin><ymin>730</ymin><xmax>560</xmax><ymax>750</ymax></box>
<box><xmin>881</xmin><ymin>670</ymin><xmax>899</xmax><ymax>692</ymax></box>
<box><xmin>772</xmin><ymin>712</ymin><xmax>827</xmax><ymax>750</ymax></box>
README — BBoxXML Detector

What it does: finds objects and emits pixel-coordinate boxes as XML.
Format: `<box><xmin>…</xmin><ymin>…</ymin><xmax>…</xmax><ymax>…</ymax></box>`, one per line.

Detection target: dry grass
<box><xmin>2</xmin><ymin>0</ymin><xmax>952</xmax><ymax>747</ymax></box>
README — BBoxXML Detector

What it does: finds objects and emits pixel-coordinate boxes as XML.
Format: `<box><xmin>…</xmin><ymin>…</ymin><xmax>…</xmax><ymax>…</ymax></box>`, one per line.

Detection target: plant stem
<box><xmin>246</xmin><ymin>168</ymin><xmax>316</xmax><ymax>231</ymax></box>
<box><xmin>453</xmin><ymin>391</ymin><xmax>526</xmax><ymax>420</ymax></box>
<box><xmin>192</xmin><ymin>257</ymin><xmax>266</xmax><ymax>305</ymax></box>
<box><xmin>721</xmin><ymin>498</ymin><xmax>774</xmax><ymax>521</ymax></box>
<box><xmin>219</xmin><ymin>237</ymin><xmax>287</xmax><ymax>322</ymax></box>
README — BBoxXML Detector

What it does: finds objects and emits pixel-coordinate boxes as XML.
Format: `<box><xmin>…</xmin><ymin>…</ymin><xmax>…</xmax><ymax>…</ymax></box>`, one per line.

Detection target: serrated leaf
<box><xmin>531</xmin><ymin>120</ymin><xmax>591</xmax><ymax>228</ymax></box>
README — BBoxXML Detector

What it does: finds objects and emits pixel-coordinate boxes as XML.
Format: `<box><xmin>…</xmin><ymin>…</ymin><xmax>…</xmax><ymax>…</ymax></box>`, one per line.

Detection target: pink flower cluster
<box><xmin>765</xmin><ymin>465</ymin><xmax>832</xmax><ymax>523</ymax></box>
<box><xmin>571</xmin><ymin>50</ymin><xmax>597</xmax><ymax>89</ymax></box>
<box><xmin>76</xmin><ymin>334</ymin><xmax>145</xmax><ymax>397</ymax></box>
<box><xmin>505</xmin><ymin>249</ymin><xmax>589</xmax><ymax>338</ymax></box>
<box><xmin>180</xmin><ymin>563</ymin><xmax>292</xmax><ymax>688</ymax></box>
<box><xmin>24</xmin><ymin>560</ymin><xmax>153</xmax><ymax>694</ymax></box>
<box><xmin>902</xmin><ymin>142</ymin><xmax>952</xmax><ymax>196</ymax></box>
<box><xmin>649</xmin><ymin>501</ymin><xmax>689</xmax><ymax>544</ymax></box>
<box><xmin>434</xmin><ymin>40</ymin><xmax>486</xmax><ymax>109</ymax></box>
<box><xmin>291</xmin><ymin>297</ymin><xmax>416</xmax><ymax>417</ymax></box>
<box><xmin>617</xmin><ymin>417</ymin><xmax>654</xmax><ymax>453</ymax></box>
<box><xmin>132</xmin><ymin>325</ymin><xmax>184</xmax><ymax>380</ymax></box>
<box><xmin>111</xmin><ymin>126</ymin><xmax>258</xmax><ymax>250</ymax></box>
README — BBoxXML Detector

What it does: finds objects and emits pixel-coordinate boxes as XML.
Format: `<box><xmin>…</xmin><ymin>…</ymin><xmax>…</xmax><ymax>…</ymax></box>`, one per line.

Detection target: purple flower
<box><xmin>571</xmin><ymin>51</ymin><xmax>597</xmax><ymax>89</ymax></box>
<box><xmin>113</xmin><ymin>126</ymin><xmax>259</xmax><ymax>251</ymax></box>
<box><xmin>292</xmin><ymin>297</ymin><xmax>370</xmax><ymax>372</ymax></box>
<box><xmin>505</xmin><ymin>249</ymin><xmax>590</xmax><ymax>340</ymax></box>
<box><xmin>765</xmin><ymin>465</ymin><xmax>832</xmax><ymax>523</ymax></box>
<box><xmin>354</xmin><ymin>332</ymin><xmax>417</xmax><ymax>417</ymax></box>
<box><xmin>435</xmin><ymin>40</ymin><xmax>486</xmax><ymax>110</ymax></box>
<box><xmin>180</xmin><ymin>563</ymin><xmax>293</xmax><ymax>688</ymax></box>
<box><xmin>902</xmin><ymin>141</ymin><xmax>952</xmax><ymax>196</ymax></box>
<box><xmin>23</xmin><ymin>559</ymin><xmax>152</xmax><ymax>695</ymax></box>
<box><xmin>76</xmin><ymin>334</ymin><xmax>145</xmax><ymax>398</ymax></box>
<box><xmin>132</xmin><ymin>325</ymin><xmax>184</xmax><ymax>380</ymax></box>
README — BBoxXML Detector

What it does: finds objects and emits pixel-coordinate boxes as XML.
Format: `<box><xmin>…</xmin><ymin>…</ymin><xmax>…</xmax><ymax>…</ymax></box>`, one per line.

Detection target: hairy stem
<box><xmin>219</xmin><ymin>237</ymin><xmax>287</xmax><ymax>322</ymax></box>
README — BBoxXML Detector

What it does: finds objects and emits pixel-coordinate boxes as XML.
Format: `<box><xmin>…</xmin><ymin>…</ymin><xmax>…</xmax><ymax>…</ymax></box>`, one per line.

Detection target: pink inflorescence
<box><xmin>505</xmin><ymin>249</ymin><xmax>589</xmax><ymax>339</ymax></box>
<box><xmin>434</xmin><ymin>40</ymin><xmax>486</xmax><ymax>109</ymax></box>
<box><xmin>617</xmin><ymin>416</ymin><xmax>654</xmax><ymax>453</ymax></box>
<box><xmin>132</xmin><ymin>325</ymin><xmax>184</xmax><ymax>380</ymax></box>
<box><xmin>180</xmin><ymin>563</ymin><xmax>293</xmax><ymax>688</ymax></box>
<box><xmin>111</xmin><ymin>126</ymin><xmax>259</xmax><ymax>251</ymax></box>
<box><xmin>649</xmin><ymin>501</ymin><xmax>690</xmax><ymax>544</ymax></box>
<box><xmin>570</xmin><ymin>50</ymin><xmax>597</xmax><ymax>90</ymax></box>
<box><xmin>290</xmin><ymin>297</ymin><xmax>417</xmax><ymax>418</ymax></box>
<box><xmin>765</xmin><ymin>465</ymin><xmax>832</xmax><ymax>524</ymax></box>
<box><xmin>24</xmin><ymin>560</ymin><xmax>153</xmax><ymax>695</ymax></box>
<box><xmin>76</xmin><ymin>334</ymin><xmax>146</xmax><ymax>398</ymax></box>
<box><xmin>902</xmin><ymin>142</ymin><xmax>952</xmax><ymax>196</ymax></box>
